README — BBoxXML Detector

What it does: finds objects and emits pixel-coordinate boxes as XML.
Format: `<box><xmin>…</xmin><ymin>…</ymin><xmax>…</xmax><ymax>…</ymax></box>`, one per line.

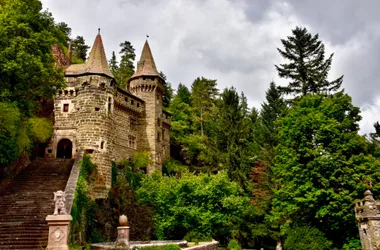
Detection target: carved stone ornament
<box><xmin>53</xmin><ymin>190</ymin><xmax>67</xmax><ymax>215</ymax></box>
<box><xmin>51</xmin><ymin>228</ymin><xmax>65</xmax><ymax>242</ymax></box>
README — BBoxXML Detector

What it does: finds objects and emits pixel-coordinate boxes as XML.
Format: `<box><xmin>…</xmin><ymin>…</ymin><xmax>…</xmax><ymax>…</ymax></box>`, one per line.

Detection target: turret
<box><xmin>128</xmin><ymin>41</ymin><xmax>164</xmax><ymax>173</ymax></box>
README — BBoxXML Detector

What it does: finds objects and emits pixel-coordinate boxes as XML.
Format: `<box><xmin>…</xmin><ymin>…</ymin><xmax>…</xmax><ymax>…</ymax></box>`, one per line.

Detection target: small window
<box><xmin>157</xmin><ymin>132</ymin><xmax>160</xmax><ymax>141</ymax></box>
<box><xmin>85</xmin><ymin>149</ymin><xmax>94</xmax><ymax>154</ymax></box>
<box><xmin>100</xmin><ymin>141</ymin><xmax>104</xmax><ymax>149</ymax></box>
<box><xmin>137</xmin><ymin>103</ymin><xmax>140</xmax><ymax>108</ymax></box>
<box><xmin>95</xmin><ymin>107</ymin><xmax>100</xmax><ymax>111</ymax></box>
<box><xmin>63</xmin><ymin>104</ymin><xmax>69</xmax><ymax>112</ymax></box>
<box><xmin>64</xmin><ymin>90</ymin><xmax>68</xmax><ymax>95</ymax></box>
<box><xmin>47</xmin><ymin>149</ymin><xmax>52</xmax><ymax>153</ymax></box>
<box><xmin>125</xmin><ymin>97</ymin><xmax>128</xmax><ymax>102</ymax></box>
<box><xmin>131</xmin><ymin>100</ymin><xmax>134</xmax><ymax>105</ymax></box>
<box><xmin>59</xmin><ymin>90</ymin><xmax>62</xmax><ymax>95</ymax></box>
<box><xmin>69</xmin><ymin>90</ymin><xmax>74</xmax><ymax>95</ymax></box>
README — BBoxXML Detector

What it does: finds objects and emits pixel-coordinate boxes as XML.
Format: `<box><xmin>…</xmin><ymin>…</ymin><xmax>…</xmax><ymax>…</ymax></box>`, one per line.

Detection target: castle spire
<box><xmin>129</xmin><ymin>40</ymin><xmax>162</xmax><ymax>81</ymax></box>
<box><xmin>85</xmin><ymin>31</ymin><xmax>113</xmax><ymax>78</ymax></box>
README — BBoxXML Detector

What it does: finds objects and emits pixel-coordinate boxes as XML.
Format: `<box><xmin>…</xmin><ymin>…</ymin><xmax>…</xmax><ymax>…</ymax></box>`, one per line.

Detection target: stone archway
<box><xmin>56</xmin><ymin>139</ymin><xmax>73</xmax><ymax>159</ymax></box>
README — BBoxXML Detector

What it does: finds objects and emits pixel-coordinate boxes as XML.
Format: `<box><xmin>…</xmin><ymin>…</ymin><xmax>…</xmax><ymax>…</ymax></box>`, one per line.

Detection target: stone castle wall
<box><xmin>130</xmin><ymin>76</ymin><xmax>164</xmax><ymax>174</ymax></box>
<box><xmin>49</xmin><ymin>73</ymin><xmax>171</xmax><ymax>197</ymax></box>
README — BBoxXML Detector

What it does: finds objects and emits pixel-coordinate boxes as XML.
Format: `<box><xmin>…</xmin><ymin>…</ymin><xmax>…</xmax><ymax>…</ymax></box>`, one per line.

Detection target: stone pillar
<box><xmin>46</xmin><ymin>214</ymin><xmax>72</xmax><ymax>250</ymax></box>
<box><xmin>116</xmin><ymin>226</ymin><xmax>130</xmax><ymax>247</ymax></box>
<box><xmin>116</xmin><ymin>214</ymin><xmax>130</xmax><ymax>247</ymax></box>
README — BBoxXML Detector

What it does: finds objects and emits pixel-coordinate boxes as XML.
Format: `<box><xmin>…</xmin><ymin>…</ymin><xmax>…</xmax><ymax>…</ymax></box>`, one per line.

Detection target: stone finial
<box><xmin>119</xmin><ymin>214</ymin><xmax>128</xmax><ymax>226</ymax></box>
<box><xmin>53</xmin><ymin>190</ymin><xmax>67</xmax><ymax>215</ymax></box>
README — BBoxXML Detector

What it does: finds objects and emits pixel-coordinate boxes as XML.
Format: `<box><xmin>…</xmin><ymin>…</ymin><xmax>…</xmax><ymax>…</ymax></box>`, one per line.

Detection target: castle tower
<box><xmin>64</xmin><ymin>31</ymin><xmax>115</xmax><ymax>197</ymax></box>
<box><xmin>128</xmin><ymin>41</ymin><xmax>164</xmax><ymax>174</ymax></box>
<box><xmin>355</xmin><ymin>190</ymin><xmax>380</xmax><ymax>249</ymax></box>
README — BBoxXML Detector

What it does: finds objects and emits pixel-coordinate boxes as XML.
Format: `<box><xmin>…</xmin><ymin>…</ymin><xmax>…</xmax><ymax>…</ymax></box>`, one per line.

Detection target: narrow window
<box><xmin>108</xmin><ymin>97</ymin><xmax>112</xmax><ymax>113</ymax></box>
<box><xmin>157</xmin><ymin>132</ymin><xmax>160</xmax><ymax>141</ymax></box>
<box><xmin>131</xmin><ymin>100</ymin><xmax>134</xmax><ymax>105</ymax></box>
<box><xmin>137</xmin><ymin>103</ymin><xmax>140</xmax><ymax>108</ymax></box>
<box><xmin>63</xmin><ymin>104</ymin><xmax>69</xmax><ymax>112</ymax></box>
<box><xmin>95</xmin><ymin>107</ymin><xmax>100</xmax><ymax>111</ymax></box>
<box><xmin>125</xmin><ymin>97</ymin><xmax>128</xmax><ymax>102</ymax></box>
<box><xmin>100</xmin><ymin>141</ymin><xmax>104</xmax><ymax>149</ymax></box>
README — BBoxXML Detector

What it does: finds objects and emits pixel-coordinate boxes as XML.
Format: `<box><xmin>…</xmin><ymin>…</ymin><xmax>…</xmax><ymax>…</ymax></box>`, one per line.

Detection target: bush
<box><xmin>137</xmin><ymin>171</ymin><xmax>254</xmax><ymax>244</ymax></box>
<box><xmin>140</xmin><ymin>245</ymin><xmax>181</xmax><ymax>250</ymax></box>
<box><xmin>28</xmin><ymin>117</ymin><xmax>53</xmax><ymax>143</ymax></box>
<box><xmin>342</xmin><ymin>238</ymin><xmax>361</xmax><ymax>250</ymax></box>
<box><xmin>283</xmin><ymin>226</ymin><xmax>332</xmax><ymax>250</ymax></box>
<box><xmin>227</xmin><ymin>239</ymin><xmax>242</xmax><ymax>250</ymax></box>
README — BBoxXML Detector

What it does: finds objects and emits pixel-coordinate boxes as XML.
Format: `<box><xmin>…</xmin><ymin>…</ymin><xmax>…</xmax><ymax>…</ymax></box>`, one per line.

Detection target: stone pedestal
<box><xmin>46</xmin><ymin>214</ymin><xmax>72</xmax><ymax>250</ymax></box>
<box><xmin>116</xmin><ymin>226</ymin><xmax>130</xmax><ymax>247</ymax></box>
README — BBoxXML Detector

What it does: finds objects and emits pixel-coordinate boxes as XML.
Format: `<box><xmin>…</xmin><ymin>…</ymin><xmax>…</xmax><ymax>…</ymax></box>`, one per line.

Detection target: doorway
<box><xmin>57</xmin><ymin>139</ymin><xmax>73</xmax><ymax>159</ymax></box>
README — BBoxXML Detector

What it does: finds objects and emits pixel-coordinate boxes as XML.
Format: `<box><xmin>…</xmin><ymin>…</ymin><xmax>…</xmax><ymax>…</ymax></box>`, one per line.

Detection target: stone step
<box><xmin>0</xmin><ymin>158</ymin><xmax>74</xmax><ymax>248</ymax></box>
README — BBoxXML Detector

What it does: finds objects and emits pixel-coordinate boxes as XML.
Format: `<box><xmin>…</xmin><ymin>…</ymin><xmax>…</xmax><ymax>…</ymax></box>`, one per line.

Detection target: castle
<box><xmin>47</xmin><ymin>31</ymin><xmax>171</xmax><ymax>197</ymax></box>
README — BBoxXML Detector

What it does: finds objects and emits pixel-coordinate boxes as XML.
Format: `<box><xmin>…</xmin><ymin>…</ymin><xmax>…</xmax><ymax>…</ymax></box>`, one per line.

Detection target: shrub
<box><xmin>283</xmin><ymin>226</ymin><xmax>332</xmax><ymax>250</ymax></box>
<box><xmin>28</xmin><ymin>117</ymin><xmax>53</xmax><ymax>143</ymax></box>
<box><xmin>227</xmin><ymin>239</ymin><xmax>242</xmax><ymax>250</ymax></box>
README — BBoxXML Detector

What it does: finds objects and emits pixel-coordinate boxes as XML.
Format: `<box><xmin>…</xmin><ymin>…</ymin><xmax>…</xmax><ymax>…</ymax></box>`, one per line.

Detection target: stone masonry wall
<box><xmin>130</xmin><ymin>76</ymin><xmax>164</xmax><ymax>174</ymax></box>
<box><xmin>75</xmin><ymin>75</ymin><xmax>114</xmax><ymax>191</ymax></box>
<box><xmin>112</xmin><ymin>87</ymin><xmax>145</xmax><ymax>162</ymax></box>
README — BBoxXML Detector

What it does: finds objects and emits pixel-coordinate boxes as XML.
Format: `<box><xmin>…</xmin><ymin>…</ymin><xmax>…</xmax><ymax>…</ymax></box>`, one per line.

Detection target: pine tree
<box><xmin>276</xmin><ymin>26</ymin><xmax>343</xmax><ymax>98</ymax></box>
<box><xmin>109</xmin><ymin>51</ymin><xmax>119</xmax><ymax>76</ymax></box>
<box><xmin>72</xmin><ymin>36</ymin><xmax>90</xmax><ymax>62</ymax></box>
<box><xmin>258</xmin><ymin>82</ymin><xmax>287</xmax><ymax>148</ymax></box>
<box><xmin>191</xmin><ymin>77</ymin><xmax>218</xmax><ymax>137</ymax></box>
<box><xmin>118</xmin><ymin>40</ymin><xmax>135</xmax><ymax>89</ymax></box>
<box><xmin>159</xmin><ymin>71</ymin><xmax>173</xmax><ymax>108</ymax></box>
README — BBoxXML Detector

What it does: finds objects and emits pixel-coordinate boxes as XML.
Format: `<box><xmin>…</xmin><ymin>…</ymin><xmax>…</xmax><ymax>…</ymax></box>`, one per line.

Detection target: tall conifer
<box><xmin>276</xmin><ymin>27</ymin><xmax>343</xmax><ymax>98</ymax></box>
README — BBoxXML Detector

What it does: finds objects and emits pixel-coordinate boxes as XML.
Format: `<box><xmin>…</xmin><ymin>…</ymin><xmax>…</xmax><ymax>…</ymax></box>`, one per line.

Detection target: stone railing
<box><xmin>64</xmin><ymin>150</ymin><xmax>83</xmax><ymax>214</ymax></box>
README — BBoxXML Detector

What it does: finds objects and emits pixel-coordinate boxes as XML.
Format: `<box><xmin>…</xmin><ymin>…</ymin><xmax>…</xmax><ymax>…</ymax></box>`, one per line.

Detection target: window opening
<box><xmin>63</xmin><ymin>104</ymin><xmax>69</xmax><ymax>112</ymax></box>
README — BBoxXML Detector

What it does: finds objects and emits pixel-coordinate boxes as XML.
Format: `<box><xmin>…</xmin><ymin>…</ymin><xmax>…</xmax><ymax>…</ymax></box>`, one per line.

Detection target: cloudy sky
<box><xmin>40</xmin><ymin>0</ymin><xmax>380</xmax><ymax>134</ymax></box>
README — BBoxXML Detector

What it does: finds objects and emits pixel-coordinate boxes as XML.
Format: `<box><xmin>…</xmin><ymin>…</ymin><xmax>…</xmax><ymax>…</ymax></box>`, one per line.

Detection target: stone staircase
<box><xmin>0</xmin><ymin>158</ymin><xmax>74</xmax><ymax>249</ymax></box>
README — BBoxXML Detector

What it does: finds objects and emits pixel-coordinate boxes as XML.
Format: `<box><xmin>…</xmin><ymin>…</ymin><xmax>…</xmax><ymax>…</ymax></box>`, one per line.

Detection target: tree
<box><xmin>275</xmin><ymin>26</ymin><xmax>343</xmax><ymax>98</ymax></box>
<box><xmin>214</xmin><ymin>87</ymin><xmax>254</xmax><ymax>190</ymax></box>
<box><xmin>55</xmin><ymin>22</ymin><xmax>71</xmax><ymax>44</ymax></box>
<box><xmin>160</xmin><ymin>71</ymin><xmax>173</xmax><ymax>108</ymax></box>
<box><xmin>117</xmin><ymin>40</ymin><xmax>135</xmax><ymax>89</ymax></box>
<box><xmin>191</xmin><ymin>77</ymin><xmax>219</xmax><ymax>137</ymax></box>
<box><xmin>270</xmin><ymin>92</ymin><xmax>380</xmax><ymax>247</ymax></box>
<box><xmin>0</xmin><ymin>0</ymin><xmax>65</xmax><ymax>116</ymax></box>
<box><xmin>72</xmin><ymin>36</ymin><xmax>90</xmax><ymax>62</ymax></box>
<box><xmin>109</xmin><ymin>51</ymin><xmax>119</xmax><ymax>75</ymax></box>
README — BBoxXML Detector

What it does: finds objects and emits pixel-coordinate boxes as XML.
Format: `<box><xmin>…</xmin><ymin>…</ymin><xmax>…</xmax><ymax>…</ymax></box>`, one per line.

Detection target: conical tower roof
<box><xmin>85</xmin><ymin>32</ymin><xmax>113</xmax><ymax>78</ymax></box>
<box><xmin>65</xmin><ymin>31</ymin><xmax>113</xmax><ymax>78</ymax></box>
<box><xmin>129</xmin><ymin>40</ymin><xmax>162</xmax><ymax>81</ymax></box>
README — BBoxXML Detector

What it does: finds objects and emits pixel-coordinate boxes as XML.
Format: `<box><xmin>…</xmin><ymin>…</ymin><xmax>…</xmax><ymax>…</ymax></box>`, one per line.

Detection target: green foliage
<box><xmin>72</xmin><ymin>36</ymin><xmax>90</xmax><ymax>62</ymax></box>
<box><xmin>227</xmin><ymin>239</ymin><xmax>242</xmax><ymax>250</ymax></box>
<box><xmin>140</xmin><ymin>245</ymin><xmax>181</xmax><ymax>250</ymax></box>
<box><xmin>283</xmin><ymin>226</ymin><xmax>332</xmax><ymax>250</ymax></box>
<box><xmin>137</xmin><ymin>171</ymin><xmax>256</xmax><ymax>245</ymax></box>
<box><xmin>271</xmin><ymin>92</ymin><xmax>380</xmax><ymax>246</ymax></box>
<box><xmin>27</xmin><ymin>117</ymin><xmax>53</xmax><ymax>143</ymax></box>
<box><xmin>0</xmin><ymin>0</ymin><xmax>65</xmax><ymax>116</ymax></box>
<box><xmin>160</xmin><ymin>71</ymin><xmax>173</xmax><ymax>108</ymax></box>
<box><xmin>116</xmin><ymin>40</ymin><xmax>135</xmax><ymax>89</ymax></box>
<box><xmin>131</xmin><ymin>151</ymin><xmax>153</xmax><ymax>170</ymax></box>
<box><xmin>276</xmin><ymin>26</ymin><xmax>343</xmax><ymax>98</ymax></box>
<box><xmin>0</xmin><ymin>102</ymin><xmax>21</xmax><ymax>167</ymax></box>
<box><xmin>163</xmin><ymin>158</ymin><xmax>187</xmax><ymax>176</ymax></box>
<box><xmin>342</xmin><ymin>238</ymin><xmax>362</xmax><ymax>250</ymax></box>
<box><xmin>191</xmin><ymin>77</ymin><xmax>219</xmax><ymax>137</ymax></box>
<box><xmin>80</xmin><ymin>154</ymin><xmax>97</xmax><ymax>181</ymax></box>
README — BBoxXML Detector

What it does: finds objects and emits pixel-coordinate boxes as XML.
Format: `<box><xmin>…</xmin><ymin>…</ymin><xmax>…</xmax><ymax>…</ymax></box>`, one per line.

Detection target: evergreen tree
<box><xmin>176</xmin><ymin>83</ymin><xmax>191</xmax><ymax>105</ymax></box>
<box><xmin>254</xmin><ymin>82</ymin><xmax>287</xmax><ymax>152</ymax></box>
<box><xmin>270</xmin><ymin>92</ymin><xmax>380</xmax><ymax>247</ymax></box>
<box><xmin>109</xmin><ymin>51</ymin><xmax>119</xmax><ymax>76</ymax></box>
<box><xmin>215</xmin><ymin>87</ymin><xmax>254</xmax><ymax>190</ymax></box>
<box><xmin>72</xmin><ymin>36</ymin><xmax>90</xmax><ymax>62</ymax></box>
<box><xmin>276</xmin><ymin>27</ymin><xmax>343</xmax><ymax>98</ymax></box>
<box><xmin>160</xmin><ymin>71</ymin><xmax>173</xmax><ymax>108</ymax></box>
<box><xmin>191</xmin><ymin>77</ymin><xmax>219</xmax><ymax>137</ymax></box>
<box><xmin>118</xmin><ymin>40</ymin><xmax>135</xmax><ymax>89</ymax></box>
